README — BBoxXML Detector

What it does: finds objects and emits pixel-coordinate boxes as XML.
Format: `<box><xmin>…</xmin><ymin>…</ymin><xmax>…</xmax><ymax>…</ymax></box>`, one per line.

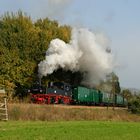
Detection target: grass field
<box><xmin>0</xmin><ymin>121</ymin><xmax>140</xmax><ymax>140</ymax></box>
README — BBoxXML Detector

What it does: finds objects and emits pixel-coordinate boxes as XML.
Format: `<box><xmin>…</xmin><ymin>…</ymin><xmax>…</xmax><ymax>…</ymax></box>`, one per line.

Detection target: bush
<box><xmin>128</xmin><ymin>98</ymin><xmax>140</xmax><ymax>114</ymax></box>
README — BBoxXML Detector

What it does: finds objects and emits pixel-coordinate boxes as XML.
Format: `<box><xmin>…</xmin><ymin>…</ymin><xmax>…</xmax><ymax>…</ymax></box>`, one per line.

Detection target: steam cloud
<box><xmin>38</xmin><ymin>28</ymin><xmax>114</xmax><ymax>86</ymax></box>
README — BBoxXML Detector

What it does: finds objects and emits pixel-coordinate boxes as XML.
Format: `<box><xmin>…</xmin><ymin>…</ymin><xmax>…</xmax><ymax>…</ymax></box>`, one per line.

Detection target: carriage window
<box><xmin>53</xmin><ymin>82</ymin><xmax>64</xmax><ymax>89</ymax></box>
<box><xmin>65</xmin><ymin>85</ymin><xmax>70</xmax><ymax>91</ymax></box>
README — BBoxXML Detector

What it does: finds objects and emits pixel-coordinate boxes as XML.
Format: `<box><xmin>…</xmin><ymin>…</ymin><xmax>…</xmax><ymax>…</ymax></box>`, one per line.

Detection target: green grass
<box><xmin>0</xmin><ymin>121</ymin><xmax>140</xmax><ymax>140</ymax></box>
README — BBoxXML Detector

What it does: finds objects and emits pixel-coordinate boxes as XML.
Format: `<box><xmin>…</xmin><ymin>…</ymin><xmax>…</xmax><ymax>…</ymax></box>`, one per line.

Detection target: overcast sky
<box><xmin>0</xmin><ymin>0</ymin><xmax>140</xmax><ymax>89</ymax></box>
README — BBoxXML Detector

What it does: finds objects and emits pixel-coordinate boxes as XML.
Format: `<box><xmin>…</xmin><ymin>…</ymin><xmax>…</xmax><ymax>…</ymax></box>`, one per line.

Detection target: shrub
<box><xmin>128</xmin><ymin>98</ymin><xmax>140</xmax><ymax>114</ymax></box>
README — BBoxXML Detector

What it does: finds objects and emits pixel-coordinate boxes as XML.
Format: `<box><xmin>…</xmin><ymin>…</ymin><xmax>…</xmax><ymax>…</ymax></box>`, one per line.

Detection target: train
<box><xmin>27</xmin><ymin>81</ymin><xmax>127</xmax><ymax>107</ymax></box>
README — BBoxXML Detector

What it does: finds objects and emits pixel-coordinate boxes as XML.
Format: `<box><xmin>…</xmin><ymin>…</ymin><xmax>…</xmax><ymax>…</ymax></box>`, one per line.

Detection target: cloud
<box><xmin>38</xmin><ymin>28</ymin><xmax>115</xmax><ymax>87</ymax></box>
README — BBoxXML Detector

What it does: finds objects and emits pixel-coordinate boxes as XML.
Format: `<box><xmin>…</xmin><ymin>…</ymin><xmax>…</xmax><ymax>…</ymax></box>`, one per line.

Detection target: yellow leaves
<box><xmin>0</xmin><ymin>11</ymin><xmax>72</xmax><ymax>97</ymax></box>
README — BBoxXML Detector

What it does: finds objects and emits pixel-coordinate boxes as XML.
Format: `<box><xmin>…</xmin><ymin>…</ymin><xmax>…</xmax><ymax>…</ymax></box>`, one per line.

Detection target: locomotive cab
<box><xmin>47</xmin><ymin>81</ymin><xmax>72</xmax><ymax>97</ymax></box>
<box><xmin>28</xmin><ymin>81</ymin><xmax>46</xmax><ymax>94</ymax></box>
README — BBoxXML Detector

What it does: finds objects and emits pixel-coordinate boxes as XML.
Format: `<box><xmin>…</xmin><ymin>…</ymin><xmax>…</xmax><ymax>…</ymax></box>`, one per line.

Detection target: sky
<box><xmin>0</xmin><ymin>0</ymin><xmax>140</xmax><ymax>89</ymax></box>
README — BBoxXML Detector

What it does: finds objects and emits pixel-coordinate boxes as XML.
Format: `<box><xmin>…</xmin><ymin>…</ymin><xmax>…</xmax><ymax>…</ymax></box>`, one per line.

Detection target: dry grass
<box><xmin>7</xmin><ymin>103</ymin><xmax>140</xmax><ymax>121</ymax></box>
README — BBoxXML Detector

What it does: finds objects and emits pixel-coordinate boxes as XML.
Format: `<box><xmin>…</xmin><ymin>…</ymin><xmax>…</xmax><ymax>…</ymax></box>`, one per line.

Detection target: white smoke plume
<box><xmin>38</xmin><ymin>28</ymin><xmax>115</xmax><ymax>86</ymax></box>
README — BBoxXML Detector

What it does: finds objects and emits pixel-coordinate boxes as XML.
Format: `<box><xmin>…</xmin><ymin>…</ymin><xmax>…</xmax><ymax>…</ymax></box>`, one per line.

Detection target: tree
<box><xmin>0</xmin><ymin>11</ymin><xmax>71</xmax><ymax>99</ymax></box>
<box><xmin>109</xmin><ymin>72</ymin><xmax>121</xmax><ymax>94</ymax></box>
<box><xmin>97</xmin><ymin>72</ymin><xmax>121</xmax><ymax>94</ymax></box>
<box><xmin>121</xmin><ymin>89</ymin><xmax>132</xmax><ymax>101</ymax></box>
<box><xmin>128</xmin><ymin>96</ymin><xmax>140</xmax><ymax>114</ymax></box>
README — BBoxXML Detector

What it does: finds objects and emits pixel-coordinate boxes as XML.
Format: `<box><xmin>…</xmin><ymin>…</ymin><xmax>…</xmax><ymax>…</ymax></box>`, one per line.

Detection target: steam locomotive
<box><xmin>28</xmin><ymin>81</ymin><xmax>127</xmax><ymax>107</ymax></box>
<box><xmin>28</xmin><ymin>81</ymin><xmax>72</xmax><ymax>104</ymax></box>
